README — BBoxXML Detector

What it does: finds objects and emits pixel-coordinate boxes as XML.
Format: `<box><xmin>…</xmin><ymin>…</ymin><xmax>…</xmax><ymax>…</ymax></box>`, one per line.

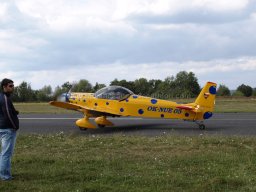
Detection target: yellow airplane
<box><xmin>49</xmin><ymin>82</ymin><xmax>217</xmax><ymax>130</ymax></box>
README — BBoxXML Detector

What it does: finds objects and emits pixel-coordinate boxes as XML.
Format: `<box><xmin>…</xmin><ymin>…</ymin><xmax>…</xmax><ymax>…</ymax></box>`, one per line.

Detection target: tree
<box><xmin>154</xmin><ymin>76</ymin><xmax>175</xmax><ymax>99</ymax></box>
<box><xmin>217</xmin><ymin>84</ymin><xmax>231</xmax><ymax>96</ymax></box>
<box><xmin>174</xmin><ymin>71</ymin><xmax>200</xmax><ymax>98</ymax></box>
<box><xmin>148</xmin><ymin>79</ymin><xmax>162</xmax><ymax>96</ymax></box>
<box><xmin>237</xmin><ymin>84</ymin><xmax>253</xmax><ymax>97</ymax></box>
<box><xmin>36</xmin><ymin>85</ymin><xmax>53</xmax><ymax>101</ymax></box>
<box><xmin>253</xmin><ymin>88</ymin><xmax>256</xmax><ymax>96</ymax></box>
<box><xmin>134</xmin><ymin>78</ymin><xmax>151</xmax><ymax>95</ymax></box>
<box><xmin>52</xmin><ymin>86</ymin><xmax>63</xmax><ymax>100</ymax></box>
<box><xmin>14</xmin><ymin>81</ymin><xmax>35</xmax><ymax>102</ymax></box>
<box><xmin>110</xmin><ymin>79</ymin><xmax>135</xmax><ymax>92</ymax></box>
<box><xmin>232</xmin><ymin>90</ymin><xmax>244</xmax><ymax>97</ymax></box>
<box><xmin>72</xmin><ymin>79</ymin><xmax>92</xmax><ymax>92</ymax></box>
<box><xmin>93</xmin><ymin>82</ymin><xmax>106</xmax><ymax>92</ymax></box>
<box><xmin>61</xmin><ymin>82</ymin><xmax>73</xmax><ymax>92</ymax></box>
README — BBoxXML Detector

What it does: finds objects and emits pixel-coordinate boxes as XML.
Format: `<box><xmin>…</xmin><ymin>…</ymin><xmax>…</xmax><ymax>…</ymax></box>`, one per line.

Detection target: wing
<box><xmin>49</xmin><ymin>101</ymin><xmax>120</xmax><ymax>116</ymax></box>
<box><xmin>49</xmin><ymin>101</ymin><xmax>90</xmax><ymax>112</ymax></box>
<box><xmin>49</xmin><ymin>101</ymin><xmax>84</xmax><ymax>110</ymax></box>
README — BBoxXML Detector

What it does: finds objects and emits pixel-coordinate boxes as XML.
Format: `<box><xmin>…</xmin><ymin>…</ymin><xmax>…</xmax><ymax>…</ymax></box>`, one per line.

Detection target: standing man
<box><xmin>0</xmin><ymin>78</ymin><xmax>19</xmax><ymax>181</ymax></box>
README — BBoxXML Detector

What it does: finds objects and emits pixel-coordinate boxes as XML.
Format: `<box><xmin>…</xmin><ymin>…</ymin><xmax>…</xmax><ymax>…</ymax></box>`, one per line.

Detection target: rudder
<box><xmin>194</xmin><ymin>82</ymin><xmax>217</xmax><ymax>118</ymax></box>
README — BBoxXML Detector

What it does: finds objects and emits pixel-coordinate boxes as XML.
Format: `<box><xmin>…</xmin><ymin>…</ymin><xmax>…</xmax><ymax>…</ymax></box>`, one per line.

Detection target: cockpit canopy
<box><xmin>95</xmin><ymin>86</ymin><xmax>134</xmax><ymax>100</ymax></box>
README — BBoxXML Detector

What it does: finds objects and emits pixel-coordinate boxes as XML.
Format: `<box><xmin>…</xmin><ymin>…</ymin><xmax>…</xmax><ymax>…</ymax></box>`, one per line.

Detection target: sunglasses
<box><xmin>7</xmin><ymin>84</ymin><xmax>14</xmax><ymax>88</ymax></box>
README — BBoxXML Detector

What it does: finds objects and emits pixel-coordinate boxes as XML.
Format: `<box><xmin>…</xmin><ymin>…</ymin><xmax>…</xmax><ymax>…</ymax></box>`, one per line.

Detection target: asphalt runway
<box><xmin>18</xmin><ymin>113</ymin><xmax>256</xmax><ymax>136</ymax></box>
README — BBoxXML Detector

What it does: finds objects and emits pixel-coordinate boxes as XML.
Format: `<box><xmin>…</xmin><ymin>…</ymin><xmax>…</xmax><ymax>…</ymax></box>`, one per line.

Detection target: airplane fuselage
<box><xmin>69</xmin><ymin>93</ymin><xmax>199</xmax><ymax>120</ymax></box>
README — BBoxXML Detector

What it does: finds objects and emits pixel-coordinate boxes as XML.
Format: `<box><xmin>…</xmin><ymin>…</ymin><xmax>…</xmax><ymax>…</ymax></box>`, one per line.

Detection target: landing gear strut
<box><xmin>195</xmin><ymin>121</ymin><xmax>206</xmax><ymax>130</ymax></box>
<box><xmin>76</xmin><ymin>115</ymin><xmax>114</xmax><ymax>130</ymax></box>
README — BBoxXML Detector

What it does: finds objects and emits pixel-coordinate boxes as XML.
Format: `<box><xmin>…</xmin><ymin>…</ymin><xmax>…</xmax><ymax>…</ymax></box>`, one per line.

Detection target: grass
<box><xmin>1</xmin><ymin>134</ymin><xmax>256</xmax><ymax>192</ymax></box>
<box><xmin>214</xmin><ymin>97</ymin><xmax>256</xmax><ymax>113</ymax></box>
<box><xmin>14</xmin><ymin>102</ymin><xmax>76</xmax><ymax>114</ymax></box>
<box><xmin>14</xmin><ymin>97</ymin><xmax>256</xmax><ymax>114</ymax></box>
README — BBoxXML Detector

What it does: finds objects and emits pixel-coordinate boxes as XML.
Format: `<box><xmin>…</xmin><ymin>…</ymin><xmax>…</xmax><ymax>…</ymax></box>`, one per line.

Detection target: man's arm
<box><xmin>2</xmin><ymin>95</ymin><xmax>18</xmax><ymax>129</ymax></box>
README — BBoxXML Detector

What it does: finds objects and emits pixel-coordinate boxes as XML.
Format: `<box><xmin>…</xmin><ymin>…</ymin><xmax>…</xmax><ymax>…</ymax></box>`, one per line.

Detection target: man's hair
<box><xmin>1</xmin><ymin>78</ymin><xmax>14</xmax><ymax>90</ymax></box>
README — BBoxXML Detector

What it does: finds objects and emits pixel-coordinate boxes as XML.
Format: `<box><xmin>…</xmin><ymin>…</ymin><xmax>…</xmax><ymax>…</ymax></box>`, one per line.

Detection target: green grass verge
<box><xmin>14</xmin><ymin>103</ymin><xmax>76</xmax><ymax>114</ymax></box>
<box><xmin>1</xmin><ymin>134</ymin><xmax>256</xmax><ymax>192</ymax></box>
<box><xmin>214</xmin><ymin>97</ymin><xmax>256</xmax><ymax>113</ymax></box>
<box><xmin>14</xmin><ymin>97</ymin><xmax>256</xmax><ymax>114</ymax></box>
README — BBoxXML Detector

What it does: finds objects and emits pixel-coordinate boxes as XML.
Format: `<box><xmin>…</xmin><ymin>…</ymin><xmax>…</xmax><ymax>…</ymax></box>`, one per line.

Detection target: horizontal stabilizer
<box><xmin>176</xmin><ymin>105</ymin><xmax>194</xmax><ymax>110</ymax></box>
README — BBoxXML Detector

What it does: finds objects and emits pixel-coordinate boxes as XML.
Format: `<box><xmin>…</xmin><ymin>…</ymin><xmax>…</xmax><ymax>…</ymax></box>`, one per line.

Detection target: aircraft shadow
<box><xmin>79</xmin><ymin>123</ymin><xmax>222</xmax><ymax>135</ymax></box>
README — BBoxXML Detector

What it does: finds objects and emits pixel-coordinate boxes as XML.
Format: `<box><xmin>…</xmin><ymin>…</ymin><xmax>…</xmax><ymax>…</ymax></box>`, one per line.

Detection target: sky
<box><xmin>0</xmin><ymin>0</ymin><xmax>256</xmax><ymax>90</ymax></box>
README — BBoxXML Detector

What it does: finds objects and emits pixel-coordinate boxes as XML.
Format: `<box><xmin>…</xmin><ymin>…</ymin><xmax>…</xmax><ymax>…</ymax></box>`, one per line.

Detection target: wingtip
<box><xmin>49</xmin><ymin>101</ymin><xmax>54</xmax><ymax>105</ymax></box>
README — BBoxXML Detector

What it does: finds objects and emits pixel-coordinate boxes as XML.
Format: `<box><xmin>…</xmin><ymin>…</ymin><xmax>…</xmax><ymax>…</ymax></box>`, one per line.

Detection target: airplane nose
<box><xmin>57</xmin><ymin>93</ymin><xmax>70</xmax><ymax>102</ymax></box>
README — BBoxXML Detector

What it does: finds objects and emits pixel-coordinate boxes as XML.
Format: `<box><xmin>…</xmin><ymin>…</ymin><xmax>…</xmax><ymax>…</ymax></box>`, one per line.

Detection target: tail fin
<box><xmin>177</xmin><ymin>82</ymin><xmax>217</xmax><ymax>121</ymax></box>
<box><xmin>194</xmin><ymin>82</ymin><xmax>217</xmax><ymax>112</ymax></box>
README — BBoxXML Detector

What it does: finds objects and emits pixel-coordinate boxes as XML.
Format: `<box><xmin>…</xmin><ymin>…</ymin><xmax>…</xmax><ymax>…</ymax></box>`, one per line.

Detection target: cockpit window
<box><xmin>95</xmin><ymin>86</ymin><xmax>134</xmax><ymax>100</ymax></box>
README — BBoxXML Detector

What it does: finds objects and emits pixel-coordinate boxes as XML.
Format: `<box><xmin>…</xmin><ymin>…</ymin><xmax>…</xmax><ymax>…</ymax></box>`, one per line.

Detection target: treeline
<box><xmin>10</xmin><ymin>71</ymin><xmax>256</xmax><ymax>102</ymax></box>
<box><xmin>217</xmin><ymin>84</ymin><xmax>256</xmax><ymax>97</ymax></box>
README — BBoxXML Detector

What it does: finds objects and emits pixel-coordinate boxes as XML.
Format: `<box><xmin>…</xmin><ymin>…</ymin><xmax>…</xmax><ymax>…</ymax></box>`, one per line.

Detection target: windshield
<box><xmin>95</xmin><ymin>86</ymin><xmax>134</xmax><ymax>100</ymax></box>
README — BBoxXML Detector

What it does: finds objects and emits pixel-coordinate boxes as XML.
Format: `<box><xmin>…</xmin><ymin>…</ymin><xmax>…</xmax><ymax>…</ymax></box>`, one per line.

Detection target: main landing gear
<box><xmin>76</xmin><ymin>116</ymin><xmax>96</xmax><ymax>130</ymax></box>
<box><xmin>95</xmin><ymin>116</ymin><xmax>114</xmax><ymax>128</ymax></box>
<box><xmin>79</xmin><ymin>127</ymin><xmax>88</xmax><ymax>131</ymax></box>
<box><xmin>76</xmin><ymin>116</ymin><xmax>114</xmax><ymax>130</ymax></box>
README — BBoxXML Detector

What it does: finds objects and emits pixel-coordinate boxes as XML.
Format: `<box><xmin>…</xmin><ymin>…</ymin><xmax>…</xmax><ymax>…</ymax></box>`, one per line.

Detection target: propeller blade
<box><xmin>57</xmin><ymin>92</ymin><xmax>70</xmax><ymax>102</ymax></box>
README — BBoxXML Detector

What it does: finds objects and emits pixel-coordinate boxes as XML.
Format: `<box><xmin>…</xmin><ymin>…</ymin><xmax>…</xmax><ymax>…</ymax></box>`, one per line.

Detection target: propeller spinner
<box><xmin>57</xmin><ymin>92</ymin><xmax>71</xmax><ymax>102</ymax></box>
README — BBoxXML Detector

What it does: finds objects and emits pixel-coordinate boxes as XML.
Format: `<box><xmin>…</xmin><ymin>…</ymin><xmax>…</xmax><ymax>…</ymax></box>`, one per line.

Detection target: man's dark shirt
<box><xmin>0</xmin><ymin>92</ymin><xmax>19</xmax><ymax>130</ymax></box>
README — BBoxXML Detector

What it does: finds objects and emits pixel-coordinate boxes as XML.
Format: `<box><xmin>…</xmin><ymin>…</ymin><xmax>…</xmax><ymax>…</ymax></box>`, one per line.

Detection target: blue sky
<box><xmin>0</xmin><ymin>0</ymin><xmax>256</xmax><ymax>89</ymax></box>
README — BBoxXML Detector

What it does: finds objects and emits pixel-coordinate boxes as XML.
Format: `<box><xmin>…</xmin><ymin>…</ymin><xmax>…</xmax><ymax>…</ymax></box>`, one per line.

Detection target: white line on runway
<box><xmin>20</xmin><ymin>117</ymin><xmax>143</xmax><ymax>120</ymax></box>
<box><xmin>209</xmin><ymin>119</ymin><xmax>256</xmax><ymax>121</ymax></box>
<box><xmin>19</xmin><ymin>118</ymin><xmax>256</xmax><ymax>121</ymax></box>
<box><xmin>20</xmin><ymin>118</ymin><xmax>78</xmax><ymax>120</ymax></box>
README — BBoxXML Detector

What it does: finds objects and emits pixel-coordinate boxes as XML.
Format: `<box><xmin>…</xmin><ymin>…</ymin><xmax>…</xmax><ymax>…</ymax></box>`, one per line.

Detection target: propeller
<box><xmin>57</xmin><ymin>92</ymin><xmax>71</xmax><ymax>102</ymax></box>
<box><xmin>56</xmin><ymin>84</ymin><xmax>74</xmax><ymax>102</ymax></box>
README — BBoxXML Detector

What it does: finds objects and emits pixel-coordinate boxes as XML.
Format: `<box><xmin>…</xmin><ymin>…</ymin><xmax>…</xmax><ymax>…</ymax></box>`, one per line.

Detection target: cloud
<box><xmin>0</xmin><ymin>0</ymin><xmax>256</xmax><ymax>90</ymax></box>
<box><xmin>0</xmin><ymin>3</ymin><xmax>8</xmax><ymax>21</ymax></box>
<box><xmin>127</xmin><ymin>0</ymin><xmax>254</xmax><ymax>25</ymax></box>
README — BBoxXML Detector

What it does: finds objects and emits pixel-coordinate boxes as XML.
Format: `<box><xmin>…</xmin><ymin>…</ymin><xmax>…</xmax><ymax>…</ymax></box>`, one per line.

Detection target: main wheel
<box><xmin>199</xmin><ymin>124</ymin><xmax>205</xmax><ymax>130</ymax></box>
<box><xmin>79</xmin><ymin>127</ymin><xmax>88</xmax><ymax>131</ymax></box>
<box><xmin>97</xmin><ymin>124</ymin><xmax>106</xmax><ymax>128</ymax></box>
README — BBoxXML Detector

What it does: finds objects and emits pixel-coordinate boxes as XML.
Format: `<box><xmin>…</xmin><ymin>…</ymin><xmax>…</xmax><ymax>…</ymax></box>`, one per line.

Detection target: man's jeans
<box><xmin>0</xmin><ymin>129</ymin><xmax>17</xmax><ymax>180</ymax></box>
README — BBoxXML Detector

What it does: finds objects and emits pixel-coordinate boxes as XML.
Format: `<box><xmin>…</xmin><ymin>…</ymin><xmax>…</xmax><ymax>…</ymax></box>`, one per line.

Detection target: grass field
<box><xmin>214</xmin><ymin>97</ymin><xmax>256</xmax><ymax>113</ymax></box>
<box><xmin>1</xmin><ymin>134</ymin><xmax>256</xmax><ymax>192</ymax></box>
<box><xmin>14</xmin><ymin>97</ymin><xmax>256</xmax><ymax>114</ymax></box>
<box><xmin>14</xmin><ymin>102</ymin><xmax>76</xmax><ymax>114</ymax></box>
